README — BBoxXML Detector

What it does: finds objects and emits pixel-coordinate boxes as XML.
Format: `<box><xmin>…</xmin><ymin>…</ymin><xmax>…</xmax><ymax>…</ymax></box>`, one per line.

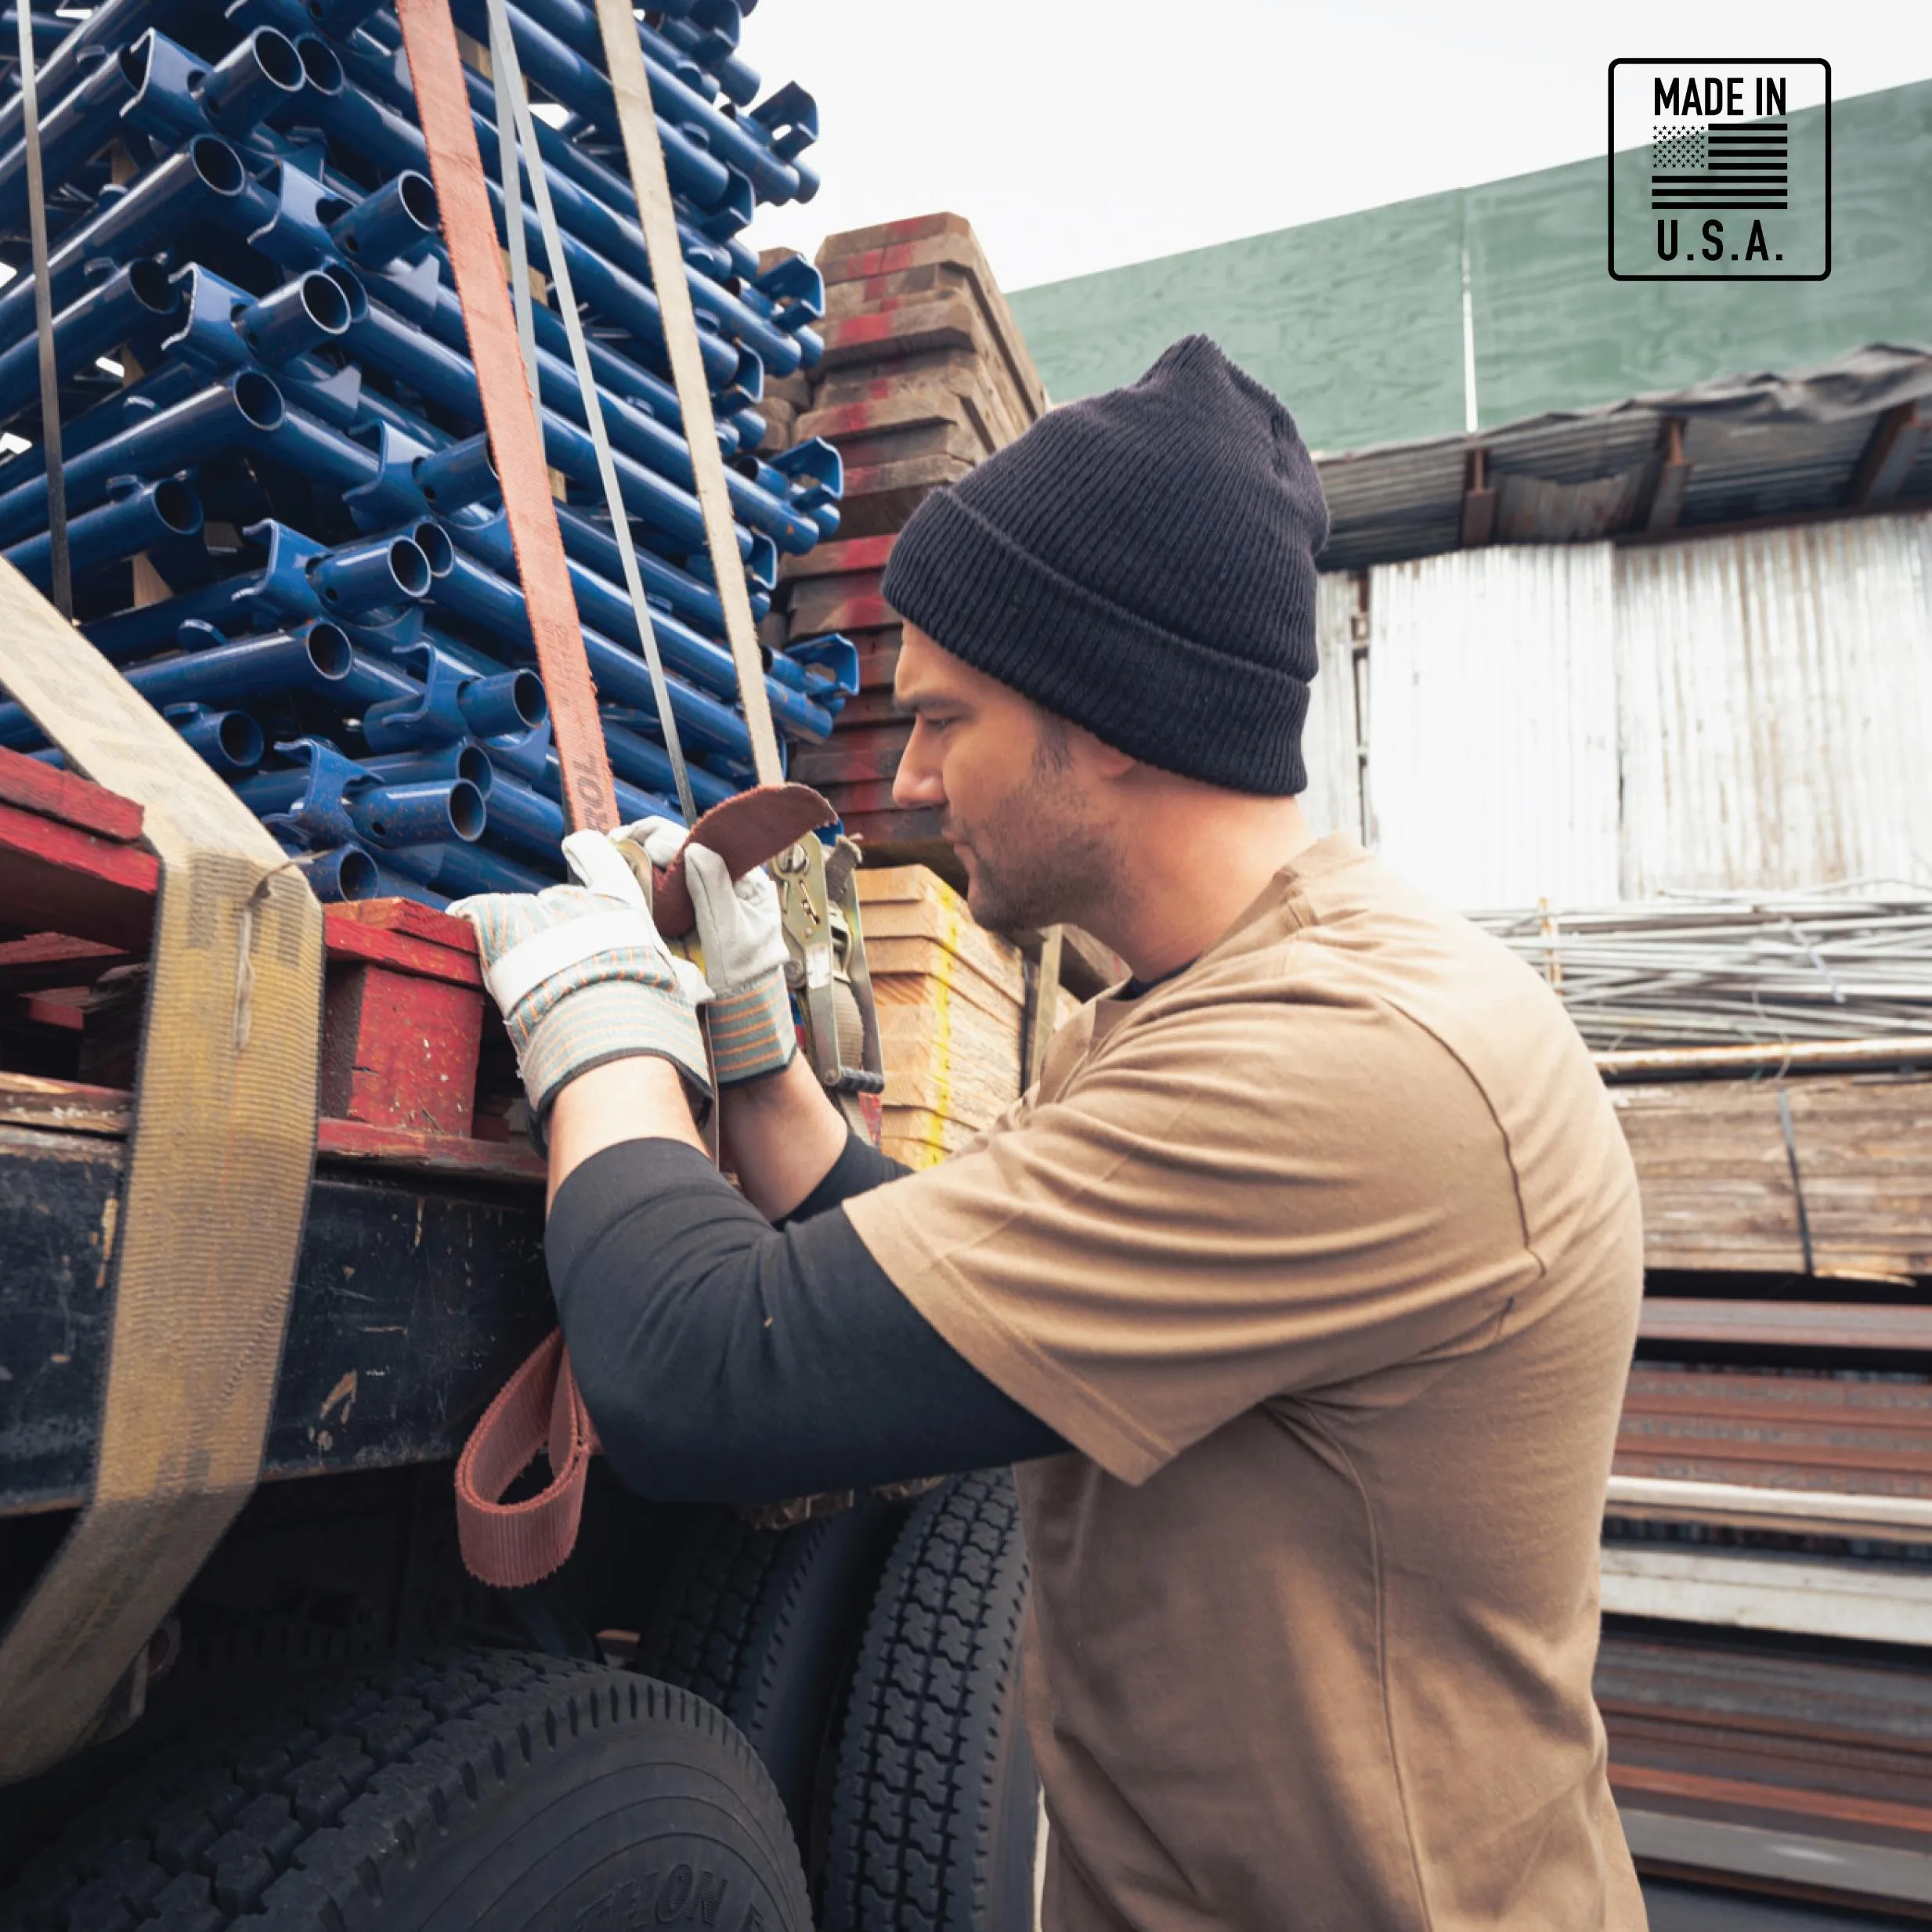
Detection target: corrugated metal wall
<box><xmin>1364</xmin><ymin>546</ymin><xmax>1621</xmax><ymax>908</ymax></box>
<box><xmin>1301</xmin><ymin>573</ymin><xmax>1363</xmax><ymax>842</ymax></box>
<box><xmin>1616</xmin><ymin>518</ymin><xmax>1932</xmax><ymax>897</ymax></box>
<box><xmin>1338</xmin><ymin>512</ymin><xmax>1932</xmax><ymax>909</ymax></box>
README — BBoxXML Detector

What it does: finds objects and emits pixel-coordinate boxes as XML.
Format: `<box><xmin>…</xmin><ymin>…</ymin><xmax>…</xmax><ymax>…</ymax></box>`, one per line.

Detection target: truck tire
<box><xmin>636</xmin><ymin>1499</ymin><xmax>902</xmax><ymax>1848</ymax></box>
<box><xmin>4</xmin><ymin>1649</ymin><xmax>811</xmax><ymax>1932</ymax></box>
<box><xmin>821</xmin><ymin>1471</ymin><xmax>1041</xmax><ymax>1932</ymax></box>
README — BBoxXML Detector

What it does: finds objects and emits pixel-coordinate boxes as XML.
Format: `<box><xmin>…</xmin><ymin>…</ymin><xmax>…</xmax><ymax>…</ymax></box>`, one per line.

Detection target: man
<box><xmin>457</xmin><ymin>337</ymin><xmax>1648</xmax><ymax>1930</ymax></box>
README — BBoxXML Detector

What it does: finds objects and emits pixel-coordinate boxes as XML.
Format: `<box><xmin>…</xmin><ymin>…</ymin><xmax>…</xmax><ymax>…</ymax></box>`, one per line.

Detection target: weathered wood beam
<box><xmin>1847</xmin><ymin>400</ymin><xmax>1927</xmax><ymax>507</ymax></box>
<box><xmin>1459</xmin><ymin>446</ymin><xmax>1497</xmax><ymax>547</ymax></box>
<box><xmin>1643</xmin><ymin>417</ymin><xmax>1692</xmax><ymax>532</ymax></box>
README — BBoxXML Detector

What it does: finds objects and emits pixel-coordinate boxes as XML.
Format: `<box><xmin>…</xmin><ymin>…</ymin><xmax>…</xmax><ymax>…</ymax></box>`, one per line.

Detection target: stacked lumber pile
<box><xmin>773</xmin><ymin>213</ymin><xmax>1049</xmax><ymax>868</ymax></box>
<box><xmin>1609</xmin><ymin>1069</ymin><xmax>1932</xmax><ymax>1278</ymax></box>
<box><xmin>858</xmin><ymin>865</ymin><xmax>1074</xmax><ymax>1168</ymax></box>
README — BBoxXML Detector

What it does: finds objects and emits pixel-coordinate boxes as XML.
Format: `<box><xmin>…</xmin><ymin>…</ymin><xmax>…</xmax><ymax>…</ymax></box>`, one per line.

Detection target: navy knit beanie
<box><xmin>881</xmin><ymin>335</ymin><xmax>1331</xmax><ymax>795</ymax></box>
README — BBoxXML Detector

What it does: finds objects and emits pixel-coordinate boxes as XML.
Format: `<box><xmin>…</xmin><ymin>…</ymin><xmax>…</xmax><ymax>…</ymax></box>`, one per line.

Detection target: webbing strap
<box><xmin>453</xmin><ymin>1329</ymin><xmax>598</xmax><ymax>1584</ymax></box>
<box><xmin>486</xmin><ymin>4</ymin><xmax>542</xmax><ymax>415</ymax></box>
<box><xmin>396</xmin><ymin>0</ymin><xmax>617</xmax><ymax>835</ymax></box>
<box><xmin>592</xmin><ymin>0</ymin><xmax>784</xmax><ymax>788</ymax></box>
<box><xmin>403</xmin><ymin>0</ymin><xmax>637</xmax><ymax>1587</ymax></box>
<box><xmin>485</xmin><ymin>0</ymin><xmax>699</xmax><ymax>827</ymax></box>
<box><xmin>16</xmin><ymin>6</ymin><xmax>70</xmax><ymax>618</ymax></box>
<box><xmin>0</xmin><ymin>562</ymin><xmax>323</xmax><ymax>1783</ymax></box>
<box><xmin>451</xmin><ymin>782</ymin><xmax>828</xmax><ymax>1587</ymax></box>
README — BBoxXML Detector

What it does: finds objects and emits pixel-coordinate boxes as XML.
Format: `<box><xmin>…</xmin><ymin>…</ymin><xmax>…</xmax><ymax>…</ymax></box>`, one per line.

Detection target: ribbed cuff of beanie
<box><xmin>883</xmin><ymin>489</ymin><xmax>1309</xmax><ymax>796</ymax></box>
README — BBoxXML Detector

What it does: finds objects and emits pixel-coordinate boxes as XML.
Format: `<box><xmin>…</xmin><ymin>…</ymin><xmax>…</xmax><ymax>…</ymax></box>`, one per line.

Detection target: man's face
<box><xmin>891</xmin><ymin>624</ymin><xmax>1124</xmax><ymax>934</ymax></box>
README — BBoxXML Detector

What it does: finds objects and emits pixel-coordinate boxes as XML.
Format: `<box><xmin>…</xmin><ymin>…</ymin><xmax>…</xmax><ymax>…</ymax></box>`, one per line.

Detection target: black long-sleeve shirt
<box><xmin>544</xmin><ymin>1134</ymin><xmax>1067</xmax><ymax>1501</ymax></box>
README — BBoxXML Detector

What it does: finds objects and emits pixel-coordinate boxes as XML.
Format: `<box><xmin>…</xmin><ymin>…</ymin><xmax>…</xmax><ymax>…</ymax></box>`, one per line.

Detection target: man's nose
<box><xmin>892</xmin><ymin>731</ymin><xmax>944</xmax><ymax>810</ymax></box>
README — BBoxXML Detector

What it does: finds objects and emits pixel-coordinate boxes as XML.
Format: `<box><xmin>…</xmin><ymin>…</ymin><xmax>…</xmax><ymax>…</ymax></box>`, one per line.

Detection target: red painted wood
<box><xmin>776</xmin><ymin>533</ymin><xmax>898</xmax><ymax>580</ymax></box>
<box><xmin>327</xmin><ymin>897</ymin><xmax>480</xmax><ymax>957</ymax></box>
<box><xmin>320</xmin><ymin>960</ymin><xmax>484</xmax><ymax>1136</ymax></box>
<box><xmin>0</xmin><ymin>934</ymin><xmax>132</xmax><ymax>992</ymax></box>
<box><xmin>0</xmin><ymin>746</ymin><xmax>146</xmax><ymax>843</ymax></box>
<box><xmin>0</xmin><ymin>800</ymin><xmax>160</xmax><ymax>950</ymax></box>
<box><xmin>832</xmin><ymin>689</ymin><xmax>908</xmax><ymax>728</ymax></box>
<box><xmin>790</xmin><ymin>738</ymin><xmax>908</xmax><ymax>789</ymax></box>
<box><xmin>837</xmin><ymin>800</ymin><xmax>945</xmax><ymax>840</ymax></box>
<box><xmin>852</xmin><ymin>631</ymin><xmax>903</xmax><ymax>692</ymax></box>
<box><xmin>322</xmin><ymin>910</ymin><xmax>485</xmax><ymax>988</ymax></box>
<box><xmin>8</xmin><ymin>991</ymin><xmax>86</xmax><ymax>1031</ymax></box>
<box><xmin>789</xmin><ymin>590</ymin><xmax>895</xmax><ymax>637</ymax></box>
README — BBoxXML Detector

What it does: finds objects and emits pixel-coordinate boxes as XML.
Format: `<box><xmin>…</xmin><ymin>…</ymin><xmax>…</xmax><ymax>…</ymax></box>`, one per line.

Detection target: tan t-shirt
<box><xmin>845</xmin><ymin>836</ymin><xmax>1647</xmax><ymax>1932</ymax></box>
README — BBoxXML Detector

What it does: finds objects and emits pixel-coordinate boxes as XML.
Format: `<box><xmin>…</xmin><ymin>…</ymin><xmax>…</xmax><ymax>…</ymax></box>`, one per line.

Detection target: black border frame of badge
<box><xmin>1605</xmin><ymin>57</ymin><xmax>1833</xmax><ymax>283</ymax></box>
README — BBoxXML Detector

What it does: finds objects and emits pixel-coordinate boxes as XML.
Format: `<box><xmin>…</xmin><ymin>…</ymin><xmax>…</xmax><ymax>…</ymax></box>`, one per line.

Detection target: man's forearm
<box><xmin>717</xmin><ymin>1050</ymin><xmax>852</xmax><ymax>1219</ymax></box>
<box><xmin>545</xmin><ymin>1043</ymin><xmax>858</xmax><ymax>1220</ymax></box>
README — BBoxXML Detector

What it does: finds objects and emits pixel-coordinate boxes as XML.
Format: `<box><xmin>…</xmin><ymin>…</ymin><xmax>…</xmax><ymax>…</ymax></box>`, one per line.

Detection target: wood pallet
<box><xmin>768</xmin><ymin>211</ymin><xmax>1045</xmax><ymax>867</ymax></box>
<box><xmin>0</xmin><ymin>745</ymin><xmax>539</xmax><ymax>1182</ymax></box>
<box><xmin>1612</xmin><ymin>1071</ymin><xmax>1932</xmax><ymax>1278</ymax></box>
<box><xmin>857</xmin><ymin>864</ymin><xmax>1074</xmax><ymax>1168</ymax></box>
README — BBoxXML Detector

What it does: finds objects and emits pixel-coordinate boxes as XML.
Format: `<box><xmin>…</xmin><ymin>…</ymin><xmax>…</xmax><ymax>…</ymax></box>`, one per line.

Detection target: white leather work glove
<box><xmin>449</xmin><ymin>829</ymin><xmax>713</xmax><ymax>1132</ymax></box>
<box><xmin>624</xmin><ymin>815</ymin><xmax>797</xmax><ymax>1087</ymax></box>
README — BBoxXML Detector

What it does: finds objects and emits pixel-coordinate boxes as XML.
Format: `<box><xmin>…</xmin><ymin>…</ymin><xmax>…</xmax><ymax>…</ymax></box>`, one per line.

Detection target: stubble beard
<box><xmin>949</xmin><ymin>766</ymin><xmax>1125</xmax><ymax>939</ymax></box>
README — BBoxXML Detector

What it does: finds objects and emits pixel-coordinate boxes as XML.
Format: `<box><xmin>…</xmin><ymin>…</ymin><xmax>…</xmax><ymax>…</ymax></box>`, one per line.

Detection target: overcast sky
<box><xmin>742</xmin><ymin>0</ymin><xmax>1924</xmax><ymax>292</ymax></box>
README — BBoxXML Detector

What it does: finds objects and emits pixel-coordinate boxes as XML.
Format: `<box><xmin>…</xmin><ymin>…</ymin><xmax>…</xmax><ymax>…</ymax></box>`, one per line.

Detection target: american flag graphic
<box><xmin>1651</xmin><ymin>120</ymin><xmax>1789</xmax><ymax>211</ymax></box>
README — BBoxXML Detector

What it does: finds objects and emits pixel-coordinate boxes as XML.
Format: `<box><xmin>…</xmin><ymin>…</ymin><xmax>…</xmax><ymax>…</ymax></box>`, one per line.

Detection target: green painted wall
<box><xmin>1008</xmin><ymin>81</ymin><xmax>1932</xmax><ymax>454</ymax></box>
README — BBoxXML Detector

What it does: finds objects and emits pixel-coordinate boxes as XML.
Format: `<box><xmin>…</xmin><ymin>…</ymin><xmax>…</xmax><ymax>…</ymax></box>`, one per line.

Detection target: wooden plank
<box><xmin>322</xmin><ymin>908</ymin><xmax>486</xmax><ymax>988</ymax></box>
<box><xmin>809</xmin><ymin>349</ymin><xmax>1034</xmax><ymax>453</ymax></box>
<box><xmin>869</xmin><ymin>937</ymin><xmax>1024</xmax><ymax>1027</ymax></box>
<box><xmin>815</xmin><ymin>219</ymin><xmax>1048</xmax><ymax>423</ymax></box>
<box><xmin>879</xmin><ymin>1102</ymin><xmax>990</xmax><ymax>1170</ymax></box>
<box><xmin>833</xmin><ymin>451</ymin><xmax>979</xmax><ymax>539</ymax></box>
<box><xmin>858</xmin><ymin>865</ymin><xmax>1027</xmax><ymax>1001</ymax></box>
<box><xmin>778</xmin><ymin>533</ymin><xmax>900</xmax><ymax>582</ymax></box>
<box><xmin>847</xmin><ymin>627</ymin><xmax>905</xmax><ymax>692</ymax></box>
<box><xmin>791</xmin><ymin>738</ymin><xmax>909</xmax><ymax>788</ymax></box>
<box><xmin>1639</xmin><ymin>1298</ymin><xmax>1932</xmax><ymax>1351</ymax></box>
<box><xmin>0</xmin><ymin>1071</ymin><xmax>129</xmax><ymax>1136</ymax></box>
<box><xmin>845</xmin><ymin>818</ymin><xmax>955</xmax><ymax>879</ymax></box>
<box><xmin>1612</xmin><ymin>1073</ymin><xmax>1932</xmax><ymax>1277</ymax></box>
<box><xmin>835</xmin><ymin>689</ymin><xmax>910</xmax><ymax>728</ymax></box>
<box><xmin>320</xmin><ymin>961</ymin><xmax>484</xmax><ymax>1136</ymax></box>
<box><xmin>798</xmin><ymin>387</ymin><xmax>1002</xmax><ymax>464</ymax></box>
<box><xmin>0</xmin><ymin>934</ymin><xmax>132</xmax><ymax>993</ymax></box>
<box><xmin>327</xmin><ymin>897</ymin><xmax>480</xmax><ymax>957</ymax></box>
<box><xmin>316</xmin><ymin>1115</ymin><xmax>543</xmax><ymax>1180</ymax></box>
<box><xmin>0</xmin><ymin>797</ymin><xmax>159</xmax><ymax>951</ymax></box>
<box><xmin>814</xmin><ymin>211</ymin><xmax>978</xmax><ymax>262</ymax></box>
<box><xmin>0</xmin><ymin>745</ymin><xmax>146</xmax><ymax>844</ymax></box>
<box><xmin>877</xmin><ymin>1009</ymin><xmax>1021</xmax><ymax>1127</ymax></box>
<box><xmin>1847</xmin><ymin>401</ymin><xmax>1926</xmax><ymax>507</ymax></box>
<box><xmin>0</xmin><ymin>1069</ymin><xmax>540</xmax><ymax>1179</ymax></box>
<box><xmin>785</xmin><ymin>569</ymin><xmax>891</xmax><ymax>638</ymax></box>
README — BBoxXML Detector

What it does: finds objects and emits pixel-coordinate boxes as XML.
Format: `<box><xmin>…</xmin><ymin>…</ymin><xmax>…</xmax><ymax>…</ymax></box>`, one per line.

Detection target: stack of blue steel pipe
<box><xmin>0</xmin><ymin>0</ymin><xmax>857</xmax><ymax>905</ymax></box>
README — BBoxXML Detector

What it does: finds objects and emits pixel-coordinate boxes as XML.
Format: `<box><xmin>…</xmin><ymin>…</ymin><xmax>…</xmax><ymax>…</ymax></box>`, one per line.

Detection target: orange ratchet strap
<box><xmin>394</xmin><ymin>0</ymin><xmax>616</xmax><ymax>836</ymax></box>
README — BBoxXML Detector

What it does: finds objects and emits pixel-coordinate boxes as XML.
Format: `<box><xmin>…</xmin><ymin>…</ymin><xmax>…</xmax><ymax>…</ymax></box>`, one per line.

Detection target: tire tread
<box><xmin>5</xmin><ymin>1650</ymin><xmax>805</xmax><ymax>1931</ymax></box>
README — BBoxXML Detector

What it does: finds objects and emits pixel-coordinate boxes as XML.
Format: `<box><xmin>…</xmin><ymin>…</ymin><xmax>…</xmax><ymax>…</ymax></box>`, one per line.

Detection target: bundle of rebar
<box><xmin>1477</xmin><ymin>887</ymin><xmax>1932</xmax><ymax>1051</ymax></box>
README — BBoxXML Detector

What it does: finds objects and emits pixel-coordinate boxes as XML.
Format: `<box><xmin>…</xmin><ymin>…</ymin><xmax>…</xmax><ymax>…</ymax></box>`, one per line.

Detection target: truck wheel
<box><xmin>637</xmin><ymin>1499</ymin><xmax>902</xmax><ymax>1850</ymax></box>
<box><xmin>822</xmin><ymin>1472</ymin><xmax>1041</xmax><ymax>1932</ymax></box>
<box><xmin>5</xmin><ymin>1649</ymin><xmax>811</xmax><ymax>1932</ymax></box>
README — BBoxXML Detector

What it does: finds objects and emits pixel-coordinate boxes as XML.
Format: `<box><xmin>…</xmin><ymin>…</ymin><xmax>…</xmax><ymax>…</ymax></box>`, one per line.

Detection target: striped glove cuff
<box><xmin>454</xmin><ymin>887</ymin><xmax>711</xmax><ymax>1124</ymax></box>
<box><xmin>705</xmin><ymin>969</ymin><xmax>797</xmax><ymax>1088</ymax></box>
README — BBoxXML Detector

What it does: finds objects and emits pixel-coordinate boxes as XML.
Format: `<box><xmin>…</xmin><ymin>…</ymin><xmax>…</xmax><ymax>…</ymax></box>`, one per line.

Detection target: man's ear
<box><xmin>1071</xmin><ymin>724</ymin><xmax>1138</xmax><ymax>781</ymax></box>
